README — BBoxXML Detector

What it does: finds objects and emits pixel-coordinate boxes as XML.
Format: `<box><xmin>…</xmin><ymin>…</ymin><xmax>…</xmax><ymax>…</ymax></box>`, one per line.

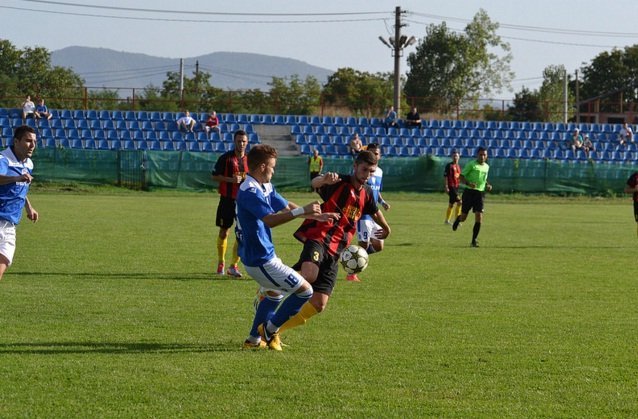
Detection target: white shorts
<box><xmin>0</xmin><ymin>221</ymin><xmax>17</xmax><ymax>266</ymax></box>
<box><xmin>244</xmin><ymin>257</ymin><xmax>305</xmax><ymax>294</ymax></box>
<box><xmin>357</xmin><ymin>218</ymin><xmax>383</xmax><ymax>245</ymax></box>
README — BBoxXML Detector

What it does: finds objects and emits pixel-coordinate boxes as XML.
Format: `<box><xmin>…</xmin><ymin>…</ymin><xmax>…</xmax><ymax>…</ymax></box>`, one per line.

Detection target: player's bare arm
<box><xmin>372</xmin><ymin>210</ymin><xmax>391</xmax><ymax>239</ymax></box>
<box><xmin>311</xmin><ymin>172</ymin><xmax>339</xmax><ymax>189</ymax></box>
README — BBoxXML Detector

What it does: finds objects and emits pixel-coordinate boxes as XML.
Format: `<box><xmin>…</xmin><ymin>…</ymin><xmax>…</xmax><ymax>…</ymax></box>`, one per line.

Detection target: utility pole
<box><xmin>195</xmin><ymin>60</ymin><xmax>200</xmax><ymax>97</ymax></box>
<box><xmin>574</xmin><ymin>69</ymin><xmax>580</xmax><ymax>123</ymax></box>
<box><xmin>392</xmin><ymin>6</ymin><xmax>402</xmax><ymax>116</ymax></box>
<box><xmin>563</xmin><ymin>68</ymin><xmax>568</xmax><ymax>124</ymax></box>
<box><xmin>379</xmin><ymin>6</ymin><xmax>416</xmax><ymax>118</ymax></box>
<box><xmin>179</xmin><ymin>58</ymin><xmax>184</xmax><ymax>109</ymax></box>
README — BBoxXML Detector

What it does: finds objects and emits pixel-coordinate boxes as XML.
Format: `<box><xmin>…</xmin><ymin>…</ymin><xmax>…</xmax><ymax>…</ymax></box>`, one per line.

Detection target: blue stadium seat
<box><xmin>111</xmin><ymin>111</ymin><xmax>124</xmax><ymax>120</ymax></box>
<box><xmin>46</xmin><ymin>138</ymin><xmax>57</xmax><ymax>148</ymax></box>
<box><xmin>102</xmin><ymin>120</ymin><xmax>115</xmax><ymax>130</ymax></box>
<box><xmin>98</xmin><ymin>110</ymin><xmax>111</xmax><ymax>120</ymax></box>
<box><xmin>137</xmin><ymin>111</ymin><xmax>149</xmax><ymax>121</ymax></box>
<box><xmin>80</xmin><ymin>129</ymin><xmax>94</xmax><ymax>140</ymax></box>
<box><xmin>70</xmin><ymin>139</ymin><xmax>83</xmax><ymax>149</ymax></box>
<box><xmin>201</xmin><ymin>141</ymin><xmax>213</xmax><ymax>152</ymax></box>
<box><xmin>189</xmin><ymin>142</ymin><xmax>200</xmax><ymax>152</ymax></box>
<box><xmin>149</xmin><ymin>140</ymin><xmax>161</xmax><ymax>151</ymax></box>
<box><xmin>97</xmin><ymin>139</ymin><xmax>110</xmax><ymax>150</ymax></box>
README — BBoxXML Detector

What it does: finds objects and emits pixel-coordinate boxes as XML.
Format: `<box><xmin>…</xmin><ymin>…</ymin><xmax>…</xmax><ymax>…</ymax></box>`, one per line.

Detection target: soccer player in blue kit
<box><xmin>235</xmin><ymin>144</ymin><xmax>339</xmax><ymax>351</ymax></box>
<box><xmin>0</xmin><ymin>126</ymin><xmax>39</xmax><ymax>281</ymax></box>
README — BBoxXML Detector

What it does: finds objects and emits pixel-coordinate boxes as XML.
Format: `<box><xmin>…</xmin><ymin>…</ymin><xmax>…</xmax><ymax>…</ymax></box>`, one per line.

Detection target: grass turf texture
<box><xmin>1</xmin><ymin>190</ymin><xmax>636</xmax><ymax>417</ymax></box>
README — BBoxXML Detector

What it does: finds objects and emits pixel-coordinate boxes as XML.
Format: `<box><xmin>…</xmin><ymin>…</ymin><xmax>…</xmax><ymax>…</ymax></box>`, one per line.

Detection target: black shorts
<box><xmin>447</xmin><ymin>187</ymin><xmax>461</xmax><ymax>205</ymax></box>
<box><xmin>216</xmin><ymin>196</ymin><xmax>236</xmax><ymax>229</ymax></box>
<box><xmin>461</xmin><ymin>189</ymin><xmax>485</xmax><ymax>214</ymax></box>
<box><xmin>634</xmin><ymin>201</ymin><xmax>638</xmax><ymax>223</ymax></box>
<box><xmin>292</xmin><ymin>240</ymin><xmax>339</xmax><ymax>296</ymax></box>
<box><xmin>310</xmin><ymin>171</ymin><xmax>320</xmax><ymax>181</ymax></box>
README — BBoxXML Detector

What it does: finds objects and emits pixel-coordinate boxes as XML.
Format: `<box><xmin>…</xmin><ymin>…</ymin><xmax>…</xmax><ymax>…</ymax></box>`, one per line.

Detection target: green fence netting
<box><xmin>33</xmin><ymin>148</ymin><xmax>637</xmax><ymax>195</ymax></box>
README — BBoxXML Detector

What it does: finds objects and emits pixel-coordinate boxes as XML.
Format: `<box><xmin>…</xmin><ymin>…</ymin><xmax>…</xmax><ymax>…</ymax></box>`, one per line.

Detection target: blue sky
<box><xmin>3</xmin><ymin>0</ymin><xmax>638</xmax><ymax>98</ymax></box>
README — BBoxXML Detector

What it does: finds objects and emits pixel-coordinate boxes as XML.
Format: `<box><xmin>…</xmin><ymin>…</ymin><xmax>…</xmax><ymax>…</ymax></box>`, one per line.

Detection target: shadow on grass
<box><xmin>0</xmin><ymin>341</ymin><xmax>237</xmax><ymax>354</ymax></box>
<box><xmin>10</xmin><ymin>271</ymin><xmax>250</xmax><ymax>282</ymax></box>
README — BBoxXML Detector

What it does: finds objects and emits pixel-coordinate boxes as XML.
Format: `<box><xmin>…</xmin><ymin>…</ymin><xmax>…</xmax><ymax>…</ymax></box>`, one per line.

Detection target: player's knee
<box><xmin>310</xmin><ymin>296</ymin><xmax>327</xmax><ymax>313</ymax></box>
<box><xmin>296</xmin><ymin>286</ymin><xmax>313</xmax><ymax>299</ymax></box>
<box><xmin>265</xmin><ymin>290</ymin><xmax>283</xmax><ymax>303</ymax></box>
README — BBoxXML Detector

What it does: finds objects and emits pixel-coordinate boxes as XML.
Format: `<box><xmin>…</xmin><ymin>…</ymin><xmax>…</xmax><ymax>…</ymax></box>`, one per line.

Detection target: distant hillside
<box><xmin>51</xmin><ymin>46</ymin><xmax>334</xmax><ymax>91</ymax></box>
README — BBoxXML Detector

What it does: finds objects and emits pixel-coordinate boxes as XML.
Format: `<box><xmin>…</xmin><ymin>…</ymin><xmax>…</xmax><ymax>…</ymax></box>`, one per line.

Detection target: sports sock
<box><xmin>366</xmin><ymin>244</ymin><xmax>377</xmax><ymax>255</ymax></box>
<box><xmin>216</xmin><ymin>236</ymin><xmax>227</xmax><ymax>264</ymax></box>
<box><xmin>249</xmin><ymin>294</ymin><xmax>281</xmax><ymax>338</ymax></box>
<box><xmin>231</xmin><ymin>240</ymin><xmax>240</xmax><ymax>266</ymax></box>
<box><xmin>445</xmin><ymin>206</ymin><xmax>453</xmax><ymax>221</ymax></box>
<box><xmin>472</xmin><ymin>222</ymin><xmax>481</xmax><ymax>242</ymax></box>
<box><xmin>269</xmin><ymin>288</ymin><xmax>313</xmax><ymax>330</ymax></box>
<box><xmin>452</xmin><ymin>217</ymin><xmax>460</xmax><ymax>231</ymax></box>
<box><xmin>277</xmin><ymin>301</ymin><xmax>319</xmax><ymax>333</ymax></box>
<box><xmin>456</xmin><ymin>204</ymin><xmax>462</xmax><ymax>217</ymax></box>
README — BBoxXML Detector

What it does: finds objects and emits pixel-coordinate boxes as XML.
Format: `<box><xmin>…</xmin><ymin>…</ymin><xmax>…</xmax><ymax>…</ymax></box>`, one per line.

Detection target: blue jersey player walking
<box><xmin>236</xmin><ymin>144</ymin><xmax>338</xmax><ymax>351</ymax></box>
<box><xmin>0</xmin><ymin>126</ymin><xmax>39</xmax><ymax>281</ymax></box>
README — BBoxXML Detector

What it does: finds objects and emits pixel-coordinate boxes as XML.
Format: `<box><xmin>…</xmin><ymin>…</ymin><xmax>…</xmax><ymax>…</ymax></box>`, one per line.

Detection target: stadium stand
<box><xmin>2</xmin><ymin>107</ymin><xmax>638</xmax><ymax>162</ymax></box>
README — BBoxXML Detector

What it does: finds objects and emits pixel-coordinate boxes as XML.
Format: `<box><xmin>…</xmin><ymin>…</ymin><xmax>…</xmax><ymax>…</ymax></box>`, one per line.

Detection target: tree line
<box><xmin>1</xmin><ymin>9</ymin><xmax>637</xmax><ymax>122</ymax></box>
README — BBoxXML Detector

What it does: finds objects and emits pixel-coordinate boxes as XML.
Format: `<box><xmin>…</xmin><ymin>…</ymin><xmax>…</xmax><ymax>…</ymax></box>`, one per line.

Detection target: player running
<box><xmin>443</xmin><ymin>150</ymin><xmax>462</xmax><ymax>225</ymax></box>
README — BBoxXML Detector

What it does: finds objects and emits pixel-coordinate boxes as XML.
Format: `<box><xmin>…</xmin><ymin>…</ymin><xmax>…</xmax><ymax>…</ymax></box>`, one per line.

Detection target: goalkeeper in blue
<box><xmin>236</xmin><ymin>144</ymin><xmax>339</xmax><ymax>351</ymax></box>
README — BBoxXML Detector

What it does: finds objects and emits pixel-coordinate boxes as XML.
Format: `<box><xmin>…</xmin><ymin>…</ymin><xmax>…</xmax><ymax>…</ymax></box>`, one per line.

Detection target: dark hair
<box><xmin>366</xmin><ymin>143</ymin><xmax>379</xmax><ymax>151</ymax></box>
<box><xmin>355</xmin><ymin>149</ymin><xmax>377</xmax><ymax>165</ymax></box>
<box><xmin>477</xmin><ymin>146</ymin><xmax>487</xmax><ymax>154</ymax></box>
<box><xmin>233</xmin><ymin>129</ymin><xmax>247</xmax><ymax>141</ymax></box>
<box><xmin>14</xmin><ymin>125</ymin><xmax>36</xmax><ymax>141</ymax></box>
<box><xmin>247</xmin><ymin>144</ymin><xmax>277</xmax><ymax>172</ymax></box>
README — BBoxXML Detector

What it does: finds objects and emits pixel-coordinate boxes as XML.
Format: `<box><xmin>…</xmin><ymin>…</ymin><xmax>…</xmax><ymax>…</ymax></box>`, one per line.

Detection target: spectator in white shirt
<box><xmin>176</xmin><ymin>111</ymin><xmax>196</xmax><ymax>133</ymax></box>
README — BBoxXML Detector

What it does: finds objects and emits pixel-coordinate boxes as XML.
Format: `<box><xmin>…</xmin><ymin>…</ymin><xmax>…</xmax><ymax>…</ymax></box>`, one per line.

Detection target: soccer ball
<box><xmin>339</xmin><ymin>245</ymin><xmax>369</xmax><ymax>274</ymax></box>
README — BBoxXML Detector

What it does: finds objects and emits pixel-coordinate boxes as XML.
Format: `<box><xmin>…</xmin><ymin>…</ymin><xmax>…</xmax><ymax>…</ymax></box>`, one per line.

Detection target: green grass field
<box><xmin>1</xmin><ymin>189</ymin><xmax>636</xmax><ymax>417</ymax></box>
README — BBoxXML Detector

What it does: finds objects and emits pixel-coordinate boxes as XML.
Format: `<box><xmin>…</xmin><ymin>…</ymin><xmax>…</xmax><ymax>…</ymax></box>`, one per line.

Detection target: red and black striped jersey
<box><xmin>444</xmin><ymin>162</ymin><xmax>461</xmax><ymax>188</ymax></box>
<box><xmin>294</xmin><ymin>174</ymin><xmax>378</xmax><ymax>256</ymax></box>
<box><xmin>211</xmin><ymin>150</ymin><xmax>248</xmax><ymax>199</ymax></box>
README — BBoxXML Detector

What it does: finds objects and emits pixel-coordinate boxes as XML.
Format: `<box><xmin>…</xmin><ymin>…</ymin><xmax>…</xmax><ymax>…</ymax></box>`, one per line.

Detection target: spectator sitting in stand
<box><xmin>405</xmin><ymin>106</ymin><xmax>422</xmax><ymax>129</ymax></box>
<box><xmin>21</xmin><ymin>95</ymin><xmax>35</xmax><ymax>122</ymax></box>
<box><xmin>582</xmin><ymin>134</ymin><xmax>595</xmax><ymax>158</ymax></box>
<box><xmin>349</xmin><ymin>133</ymin><xmax>363</xmax><ymax>157</ymax></box>
<box><xmin>34</xmin><ymin>98</ymin><xmax>53</xmax><ymax>121</ymax></box>
<box><xmin>569</xmin><ymin>128</ymin><xmax>583</xmax><ymax>152</ymax></box>
<box><xmin>203</xmin><ymin>111</ymin><xmax>220</xmax><ymax>136</ymax></box>
<box><xmin>176</xmin><ymin>111</ymin><xmax>196</xmax><ymax>133</ymax></box>
<box><xmin>384</xmin><ymin>106</ymin><xmax>398</xmax><ymax>129</ymax></box>
<box><xmin>619</xmin><ymin>123</ymin><xmax>634</xmax><ymax>147</ymax></box>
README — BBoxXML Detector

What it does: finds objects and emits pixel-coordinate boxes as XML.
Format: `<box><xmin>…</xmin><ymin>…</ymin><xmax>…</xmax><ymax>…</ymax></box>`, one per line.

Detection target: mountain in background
<box><xmin>51</xmin><ymin>46</ymin><xmax>334</xmax><ymax>91</ymax></box>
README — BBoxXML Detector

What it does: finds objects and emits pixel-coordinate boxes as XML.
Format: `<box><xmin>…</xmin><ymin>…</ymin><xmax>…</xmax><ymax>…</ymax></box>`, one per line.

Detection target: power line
<box><xmin>19</xmin><ymin>0</ymin><xmax>389</xmax><ymax>16</ymax></box>
<box><xmin>405</xmin><ymin>19</ymin><xmax>626</xmax><ymax>49</ymax></box>
<box><xmin>409</xmin><ymin>11</ymin><xmax>638</xmax><ymax>38</ymax></box>
<box><xmin>0</xmin><ymin>5</ymin><xmax>388</xmax><ymax>23</ymax></box>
